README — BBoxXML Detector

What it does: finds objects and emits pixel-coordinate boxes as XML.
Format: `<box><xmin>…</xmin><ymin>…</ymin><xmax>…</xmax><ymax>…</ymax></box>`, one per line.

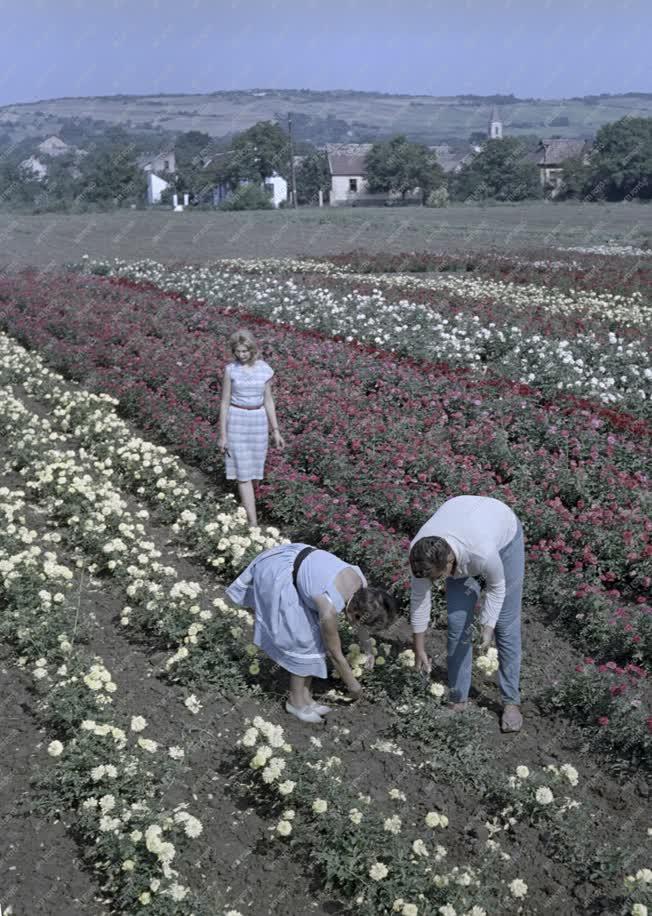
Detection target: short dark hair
<box><xmin>409</xmin><ymin>536</ymin><xmax>453</xmax><ymax>579</ymax></box>
<box><xmin>348</xmin><ymin>587</ymin><xmax>399</xmax><ymax>631</ymax></box>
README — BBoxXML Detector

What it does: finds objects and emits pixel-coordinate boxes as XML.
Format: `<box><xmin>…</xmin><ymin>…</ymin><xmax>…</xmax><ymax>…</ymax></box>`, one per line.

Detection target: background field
<box><xmin>3</xmin><ymin>89</ymin><xmax>652</xmax><ymax>144</ymax></box>
<box><xmin>1</xmin><ymin>202</ymin><xmax>651</xmax><ymax>269</ymax></box>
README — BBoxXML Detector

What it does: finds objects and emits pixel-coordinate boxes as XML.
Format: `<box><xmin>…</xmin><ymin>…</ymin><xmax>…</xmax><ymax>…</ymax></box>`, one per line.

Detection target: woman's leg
<box><xmin>495</xmin><ymin>526</ymin><xmax>525</xmax><ymax>708</ymax></box>
<box><xmin>446</xmin><ymin>576</ymin><xmax>480</xmax><ymax>703</ymax></box>
<box><xmin>237</xmin><ymin>480</ymin><xmax>257</xmax><ymax>526</ymax></box>
<box><xmin>289</xmin><ymin>674</ymin><xmax>309</xmax><ymax>708</ymax></box>
<box><xmin>302</xmin><ymin>676</ymin><xmax>313</xmax><ymax>706</ymax></box>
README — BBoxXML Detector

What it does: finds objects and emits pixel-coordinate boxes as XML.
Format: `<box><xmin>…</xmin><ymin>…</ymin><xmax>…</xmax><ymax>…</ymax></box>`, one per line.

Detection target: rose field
<box><xmin>0</xmin><ymin>247</ymin><xmax>650</xmax><ymax>916</ymax></box>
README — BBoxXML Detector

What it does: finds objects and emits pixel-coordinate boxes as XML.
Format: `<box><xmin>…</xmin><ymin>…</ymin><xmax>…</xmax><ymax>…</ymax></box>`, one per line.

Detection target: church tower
<box><xmin>488</xmin><ymin>106</ymin><xmax>503</xmax><ymax>140</ymax></box>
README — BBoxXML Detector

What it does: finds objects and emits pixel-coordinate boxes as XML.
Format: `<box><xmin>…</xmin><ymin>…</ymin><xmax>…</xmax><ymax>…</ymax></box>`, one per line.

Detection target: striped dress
<box><xmin>225</xmin><ymin>359</ymin><xmax>274</xmax><ymax>481</ymax></box>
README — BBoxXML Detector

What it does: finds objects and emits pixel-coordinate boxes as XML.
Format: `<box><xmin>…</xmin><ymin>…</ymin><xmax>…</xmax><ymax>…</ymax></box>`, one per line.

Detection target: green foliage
<box><xmin>589</xmin><ymin>116</ymin><xmax>652</xmax><ymax>200</ymax></box>
<box><xmin>223</xmin><ymin>120</ymin><xmax>290</xmax><ymax>186</ymax></box>
<box><xmin>452</xmin><ymin>137</ymin><xmax>542</xmax><ymax>202</ymax></box>
<box><xmin>295</xmin><ymin>150</ymin><xmax>330</xmax><ymax>204</ymax></box>
<box><xmin>554</xmin><ymin>156</ymin><xmax>593</xmax><ymax>199</ymax></box>
<box><xmin>79</xmin><ymin>143</ymin><xmax>146</xmax><ymax>206</ymax></box>
<box><xmin>365</xmin><ymin>134</ymin><xmax>445</xmax><ymax>201</ymax></box>
<box><xmin>218</xmin><ymin>182</ymin><xmax>274</xmax><ymax>210</ymax></box>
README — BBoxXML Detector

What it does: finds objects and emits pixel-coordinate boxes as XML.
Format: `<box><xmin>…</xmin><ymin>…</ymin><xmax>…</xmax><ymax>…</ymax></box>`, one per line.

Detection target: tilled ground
<box><xmin>0</xmin><ymin>204</ymin><xmax>650</xmax><ymax>271</ymax></box>
<box><xmin>0</xmin><ymin>369</ymin><xmax>649</xmax><ymax>915</ymax></box>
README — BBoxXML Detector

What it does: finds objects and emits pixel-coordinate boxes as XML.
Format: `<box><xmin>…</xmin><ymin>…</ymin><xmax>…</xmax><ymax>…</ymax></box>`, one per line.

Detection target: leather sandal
<box><xmin>285</xmin><ymin>701</ymin><xmax>323</xmax><ymax>724</ymax></box>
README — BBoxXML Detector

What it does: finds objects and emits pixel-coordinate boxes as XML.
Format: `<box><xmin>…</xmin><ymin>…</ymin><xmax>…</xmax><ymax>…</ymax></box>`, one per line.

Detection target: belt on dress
<box><xmin>292</xmin><ymin>546</ymin><xmax>316</xmax><ymax>590</ymax></box>
<box><xmin>230</xmin><ymin>402</ymin><xmax>264</xmax><ymax>410</ymax></box>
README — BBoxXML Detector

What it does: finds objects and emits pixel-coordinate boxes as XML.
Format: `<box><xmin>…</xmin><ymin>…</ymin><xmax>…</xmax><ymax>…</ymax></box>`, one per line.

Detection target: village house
<box><xmin>18</xmin><ymin>135</ymin><xmax>87</xmax><ymax>180</ymax></box>
<box><xmin>137</xmin><ymin>150</ymin><xmax>176</xmax><ymax>174</ymax></box>
<box><xmin>533</xmin><ymin>138</ymin><xmax>591</xmax><ymax>192</ymax></box>
<box><xmin>136</xmin><ymin>149</ymin><xmax>176</xmax><ymax>204</ymax></box>
<box><xmin>327</xmin><ymin>143</ymin><xmax>378</xmax><ymax>206</ymax></box>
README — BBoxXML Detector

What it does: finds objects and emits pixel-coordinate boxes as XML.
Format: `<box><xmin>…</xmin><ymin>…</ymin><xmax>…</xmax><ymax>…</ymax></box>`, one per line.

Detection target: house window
<box><xmin>163</xmin><ymin>160</ymin><xmax>170</xmax><ymax>171</ymax></box>
<box><xmin>349</xmin><ymin>178</ymin><xmax>358</xmax><ymax>192</ymax></box>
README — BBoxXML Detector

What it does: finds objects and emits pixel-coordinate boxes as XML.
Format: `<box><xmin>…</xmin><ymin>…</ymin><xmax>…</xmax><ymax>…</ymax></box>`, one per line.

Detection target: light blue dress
<box><xmin>225</xmin><ymin>544</ymin><xmax>367</xmax><ymax>678</ymax></box>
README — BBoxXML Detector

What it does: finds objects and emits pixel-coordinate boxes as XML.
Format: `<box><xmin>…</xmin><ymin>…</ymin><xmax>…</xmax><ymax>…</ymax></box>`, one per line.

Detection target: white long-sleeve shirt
<box><xmin>410</xmin><ymin>496</ymin><xmax>518</xmax><ymax>633</ymax></box>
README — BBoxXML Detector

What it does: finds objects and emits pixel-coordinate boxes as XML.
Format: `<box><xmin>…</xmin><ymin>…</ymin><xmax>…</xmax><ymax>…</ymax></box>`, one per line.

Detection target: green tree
<box><xmin>365</xmin><ymin>135</ymin><xmax>445</xmax><ymax>201</ymax></box>
<box><xmin>588</xmin><ymin>116</ymin><xmax>652</xmax><ymax>200</ymax></box>
<box><xmin>451</xmin><ymin>137</ymin><xmax>541</xmax><ymax>202</ymax></box>
<box><xmin>295</xmin><ymin>151</ymin><xmax>330</xmax><ymax>205</ymax></box>
<box><xmin>226</xmin><ymin>121</ymin><xmax>290</xmax><ymax>186</ymax></box>
<box><xmin>554</xmin><ymin>156</ymin><xmax>592</xmax><ymax>200</ymax></box>
<box><xmin>218</xmin><ymin>183</ymin><xmax>273</xmax><ymax>210</ymax></box>
<box><xmin>80</xmin><ymin>144</ymin><xmax>146</xmax><ymax>206</ymax></box>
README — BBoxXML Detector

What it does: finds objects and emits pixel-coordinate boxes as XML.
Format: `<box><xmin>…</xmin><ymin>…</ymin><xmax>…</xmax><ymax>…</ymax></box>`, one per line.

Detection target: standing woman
<box><xmin>219</xmin><ymin>329</ymin><xmax>284</xmax><ymax>527</ymax></box>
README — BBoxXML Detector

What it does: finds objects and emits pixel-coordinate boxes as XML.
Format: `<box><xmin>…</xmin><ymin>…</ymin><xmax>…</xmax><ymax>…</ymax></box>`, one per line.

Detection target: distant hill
<box><xmin>2</xmin><ymin>89</ymin><xmax>651</xmax><ymax>147</ymax></box>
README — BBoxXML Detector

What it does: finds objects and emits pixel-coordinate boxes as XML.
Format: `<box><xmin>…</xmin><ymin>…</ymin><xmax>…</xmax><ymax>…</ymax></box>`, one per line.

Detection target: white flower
<box><xmin>278</xmin><ymin>780</ymin><xmax>296</xmax><ymax>796</ymax></box>
<box><xmin>438</xmin><ymin>906</ymin><xmax>456</xmax><ymax>916</ymax></box>
<box><xmin>397</xmin><ymin>649</ymin><xmax>416</xmax><ymax>668</ymax></box>
<box><xmin>349</xmin><ymin>808</ymin><xmax>363</xmax><ymax>824</ymax></box>
<box><xmin>137</xmin><ymin>737</ymin><xmax>158</xmax><ymax>753</ymax></box>
<box><xmin>242</xmin><ymin>727</ymin><xmax>259</xmax><ymax>747</ymax></box>
<box><xmin>430</xmin><ymin>682</ymin><xmax>445</xmax><ymax>697</ymax></box>
<box><xmin>384</xmin><ymin>815</ymin><xmax>402</xmax><ymax>834</ymax></box>
<box><xmin>475</xmin><ymin>646</ymin><xmax>499</xmax><ymax>675</ymax></box>
<box><xmin>276</xmin><ymin>819</ymin><xmax>292</xmax><ymax>836</ymax></box>
<box><xmin>516</xmin><ymin>765</ymin><xmax>529</xmax><ymax>779</ymax></box>
<box><xmin>510</xmin><ymin>878</ymin><xmax>528</xmax><ymax>898</ymax></box>
<box><xmin>412</xmin><ymin>839</ymin><xmax>428</xmax><ymax>857</ymax></box>
<box><xmin>168</xmin><ymin>746</ymin><xmax>185</xmax><ymax>760</ymax></box>
<box><xmin>47</xmin><ymin>740</ymin><xmax>64</xmax><ymax>757</ymax></box>
<box><xmin>130</xmin><ymin>715</ymin><xmax>147</xmax><ymax>732</ymax></box>
<box><xmin>535</xmin><ymin>787</ymin><xmax>554</xmax><ymax>805</ymax></box>
<box><xmin>184</xmin><ymin>694</ymin><xmax>202</xmax><ymax>715</ymax></box>
<box><xmin>369</xmin><ymin>861</ymin><xmax>389</xmax><ymax>880</ymax></box>
<box><xmin>312</xmin><ymin>799</ymin><xmax>328</xmax><ymax>814</ymax></box>
<box><xmin>560</xmin><ymin>763</ymin><xmax>579</xmax><ymax>786</ymax></box>
<box><xmin>402</xmin><ymin>905</ymin><xmax>418</xmax><ymax>916</ymax></box>
<box><xmin>425</xmin><ymin>811</ymin><xmax>448</xmax><ymax>828</ymax></box>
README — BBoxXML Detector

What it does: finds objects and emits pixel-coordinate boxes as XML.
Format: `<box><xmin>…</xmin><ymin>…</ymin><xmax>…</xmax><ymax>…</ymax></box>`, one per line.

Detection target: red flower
<box><xmin>597</xmin><ymin>716</ymin><xmax>610</xmax><ymax>727</ymax></box>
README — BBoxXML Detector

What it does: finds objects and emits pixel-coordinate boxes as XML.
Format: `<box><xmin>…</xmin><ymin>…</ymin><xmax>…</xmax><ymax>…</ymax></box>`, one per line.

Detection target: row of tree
<box><xmin>0</xmin><ymin>115</ymin><xmax>650</xmax><ymax>211</ymax></box>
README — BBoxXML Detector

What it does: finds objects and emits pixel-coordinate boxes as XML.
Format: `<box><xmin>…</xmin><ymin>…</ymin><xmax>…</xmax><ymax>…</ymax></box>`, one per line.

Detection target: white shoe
<box><xmin>310</xmin><ymin>703</ymin><xmax>332</xmax><ymax>716</ymax></box>
<box><xmin>285</xmin><ymin>701</ymin><xmax>323</xmax><ymax>724</ymax></box>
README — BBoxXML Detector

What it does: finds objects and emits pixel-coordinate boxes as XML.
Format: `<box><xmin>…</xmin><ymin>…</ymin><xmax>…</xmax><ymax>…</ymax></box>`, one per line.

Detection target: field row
<box><xmin>1</xmin><ymin>336</ymin><xmax>650</xmax><ymax>915</ymax></box>
<box><xmin>79</xmin><ymin>257</ymin><xmax>652</xmax><ymax>415</ymax></box>
<box><xmin>0</xmin><ymin>271</ymin><xmax>649</xmax><ymax>763</ymax></box>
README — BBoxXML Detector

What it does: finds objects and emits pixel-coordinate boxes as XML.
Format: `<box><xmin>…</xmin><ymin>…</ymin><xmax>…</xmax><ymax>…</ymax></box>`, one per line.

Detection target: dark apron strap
<box><xmin>292</xmin><ymin>546</ymin><xmax>316</xmax><ymax>591</ymax></box>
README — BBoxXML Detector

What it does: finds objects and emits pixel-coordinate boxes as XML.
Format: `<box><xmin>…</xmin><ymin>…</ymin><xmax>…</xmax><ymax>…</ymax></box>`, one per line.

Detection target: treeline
<box><xmin>0</xmin><ymin>114</ymin><xmax>650</xmax><ymax>212</ymax></box>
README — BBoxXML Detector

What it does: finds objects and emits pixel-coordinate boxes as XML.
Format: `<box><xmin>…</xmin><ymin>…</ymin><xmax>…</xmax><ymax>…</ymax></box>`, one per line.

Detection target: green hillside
<box><xmin>1</xmin><ymin>89</ymin><xmax>651</xmax><ymax>146</ymax></box>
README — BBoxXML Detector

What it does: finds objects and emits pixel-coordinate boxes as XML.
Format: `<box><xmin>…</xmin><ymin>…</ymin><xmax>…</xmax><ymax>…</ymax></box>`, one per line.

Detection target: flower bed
<box><xmin>77</xmin><ymin>258</ymin><xmax>652</xmax><ymax>415</ymax></box>
<box><xmin>0</xmin><ymin>272</ymin><xmax>649</xmax><ymax>766</ymax></box>
<box><xmin>0</xmin><ymin>485</ymin><xmax>204</xmax><ymax>914</ymax></box>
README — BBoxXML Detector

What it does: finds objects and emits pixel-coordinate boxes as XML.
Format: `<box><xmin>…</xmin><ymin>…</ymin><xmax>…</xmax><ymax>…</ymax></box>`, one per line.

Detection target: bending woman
<box><xmin>226</xmin><ymin>543</ymin><xmax>397</xmax><ymax>723</ymax></box>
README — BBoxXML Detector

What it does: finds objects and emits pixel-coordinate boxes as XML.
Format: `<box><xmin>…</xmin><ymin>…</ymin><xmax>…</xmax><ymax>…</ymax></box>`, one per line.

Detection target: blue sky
<box><xmin>1</xmin><ymin>0</ymin><xmax>650</xmax><ymax>106</ymax></box>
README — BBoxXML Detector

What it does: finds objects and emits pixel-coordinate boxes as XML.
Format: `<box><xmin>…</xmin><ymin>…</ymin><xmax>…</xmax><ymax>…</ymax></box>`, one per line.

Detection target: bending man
<box><xmin>409</xmin><ymin>495</ymin><xmax>524</xmax><ymax>733</ymax></box>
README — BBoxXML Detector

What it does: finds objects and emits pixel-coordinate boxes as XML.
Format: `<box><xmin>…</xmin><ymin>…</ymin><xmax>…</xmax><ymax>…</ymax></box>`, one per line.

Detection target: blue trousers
<box><xmin>446</xmin><ymin>522</ymin><xmax>524</xmax><ymax>705</ymax></box>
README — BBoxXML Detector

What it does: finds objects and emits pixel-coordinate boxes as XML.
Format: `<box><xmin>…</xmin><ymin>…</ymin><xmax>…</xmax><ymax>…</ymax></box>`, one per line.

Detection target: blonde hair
<box><xmin>229</xmin><ymin>328</ymin><xmax>258</xmax><ymax>361</ymax></box>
